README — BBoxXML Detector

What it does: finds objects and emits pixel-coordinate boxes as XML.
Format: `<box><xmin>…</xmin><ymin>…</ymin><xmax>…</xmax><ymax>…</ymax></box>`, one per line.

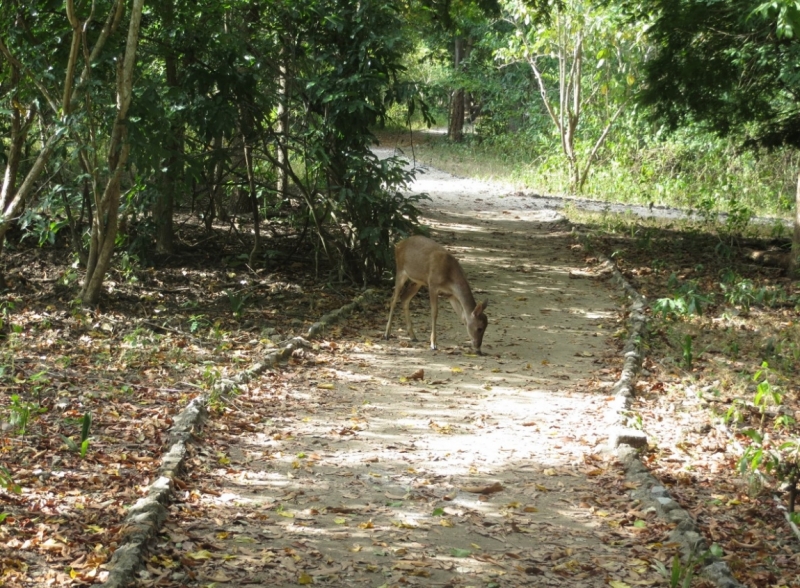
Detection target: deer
<box><xmin>383</xmin><ymin>235</ymin><xmax>489</xmax><ymax>355</ymax></box>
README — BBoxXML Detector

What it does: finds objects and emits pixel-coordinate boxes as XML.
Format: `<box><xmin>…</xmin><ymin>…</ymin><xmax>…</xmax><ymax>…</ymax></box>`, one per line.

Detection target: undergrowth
<box><xmin>376</xmin><ymin>125</ymin><xmax>796</xmax><ymax>222</ymax></box>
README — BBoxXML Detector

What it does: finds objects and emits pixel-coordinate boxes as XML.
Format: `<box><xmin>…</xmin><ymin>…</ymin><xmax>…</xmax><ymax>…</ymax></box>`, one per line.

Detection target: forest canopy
<box><xmin>1</xmin><ymin>0</ymin><xmax>799</xmax><ymax>302</ymax></box>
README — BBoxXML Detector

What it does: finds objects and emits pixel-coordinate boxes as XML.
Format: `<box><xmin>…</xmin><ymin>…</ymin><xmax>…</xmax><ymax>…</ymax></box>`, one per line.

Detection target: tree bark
<box><xmin>80</xmin><ymin>0</ymin><xmax>145</xmax><ymax>305</ymax></box>
<box><xmin>276</xmin><ymin>40</ymin><xmax>291</xmax><ymax>201</ymax></box>
<box><xmin>448</xmin><ymin>37</ymin><xmax>465</xmax><ymax>143</ymax></box>
<box><xmin>205</xmin><ymin>132</ymin><xmax>226</xmax><ymax>231</ymax></box>
<box><xmin>155</xmin><ymin>19</ymin><xmax>181</xmax><ymax>255</ymax></box>
<box><xmin>0</xmin><ymin>0</ymin><xmax>125</xmax><ymax>260</ymax></box>
<box><xmin>0</xmin><ymin>63</ymin><xmax>37</xmax><ymax>248</ymax></box>
<box><xmin>793</xmin><ymin>171</ymin><xmax>800</xmax><ymax>277</ymax></box>
<box><xmin>243</xmin><ymin>138</ymin><xmax>260</xmax><ymax>267</ymax></box>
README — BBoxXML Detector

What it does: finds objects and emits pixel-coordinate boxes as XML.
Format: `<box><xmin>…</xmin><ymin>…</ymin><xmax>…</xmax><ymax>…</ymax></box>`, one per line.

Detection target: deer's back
<box><xmin>396</xmin><ymin>236</ymin><xmax>464</xmax><ymax>293</ymax></box>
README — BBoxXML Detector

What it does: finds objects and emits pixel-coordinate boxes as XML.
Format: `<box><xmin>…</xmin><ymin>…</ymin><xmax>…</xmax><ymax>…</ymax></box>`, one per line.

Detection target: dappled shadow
<box><xmin>136</xmin><ymin>201</ymin><xmax>669</xmax><ymax>587</ymax></box>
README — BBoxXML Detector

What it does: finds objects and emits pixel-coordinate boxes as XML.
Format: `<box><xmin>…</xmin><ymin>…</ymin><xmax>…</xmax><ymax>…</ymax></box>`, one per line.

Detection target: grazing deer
<box><xmin>384</xmin><ymin>235</ymin><xmax>488</xmax><ymax>354</ymax></box>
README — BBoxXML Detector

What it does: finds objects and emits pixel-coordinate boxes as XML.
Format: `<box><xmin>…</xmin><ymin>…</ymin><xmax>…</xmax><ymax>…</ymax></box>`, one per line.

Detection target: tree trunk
<box><xmin>205</xmin><ymin>132</ymin><xmax>225</xmax><ymax>231</ymax></box>
<box><xmin>80</xmin><ymin>0</ymin><xmax>145</xmax><ymax>305</ymax></box>
<box><xmin>0</xmin><ymin>62</ymin><xmax>37</xmax><ymax>277</ymax></box>
<box><xmin>155</xmin><ymin>28</ymin><xmax>181</xmax><ymax>255</ymax></box>
<box><xmin>793</xmin><ymin>171</ymin><xmax>800</xmax><ymax>277</ymax></box>
<box><xmin>243</xmin><ymin>138</ymin><xmax>260</xmax><ymax>267</ymax></box>
<box><xmin>276</xmin><ymin>40</ymin><xmax>291</xmax><ymax>201</ymax></box>
<box><xmin>0</xmin><ymin>0</ymin><xmax>126</xmax><ymax>269</ymax></box>
<box><xmin>448</xmin><ymin>38</ymin><xmax>465</xmax><ymax>142</ymax></box>
<box><xmin>213</xmin><ymin>135</ymin><xmax>230</xmax><ymax>224</ymax></box>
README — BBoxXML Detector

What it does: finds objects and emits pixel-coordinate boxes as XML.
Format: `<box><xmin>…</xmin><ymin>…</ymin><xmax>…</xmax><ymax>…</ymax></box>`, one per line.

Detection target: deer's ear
<box><xmin>474</xmin><ymin>300</ymin><xmax>488</xmax><ymax>315</ymax></box>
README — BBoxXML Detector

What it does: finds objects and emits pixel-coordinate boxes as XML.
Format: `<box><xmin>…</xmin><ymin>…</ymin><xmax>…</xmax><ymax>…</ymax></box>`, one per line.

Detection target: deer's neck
<box><xmin>449</xmin><ymin>270</ymin><xmax>477</xmax><ymax>313</ymax></box>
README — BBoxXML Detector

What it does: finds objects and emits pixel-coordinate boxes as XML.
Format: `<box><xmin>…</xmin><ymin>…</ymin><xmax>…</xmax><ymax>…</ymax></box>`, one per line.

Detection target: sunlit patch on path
<box><xmin>136</xmin><ymin>158</ymin><xmax>673</xmax><ymax>588</ymax></box>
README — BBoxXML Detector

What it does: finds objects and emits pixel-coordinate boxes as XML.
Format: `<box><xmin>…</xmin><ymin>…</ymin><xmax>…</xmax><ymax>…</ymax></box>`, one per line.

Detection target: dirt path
<box><xmin>135</xmin><ymin>160</ymin><xmax>671</xmax><ymax>587</ymax></box>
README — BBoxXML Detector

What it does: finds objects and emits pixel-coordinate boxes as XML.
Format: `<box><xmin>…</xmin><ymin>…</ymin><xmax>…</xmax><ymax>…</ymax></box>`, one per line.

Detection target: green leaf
<box><xmin>61</xmin><ymin>435</ymin><xmax>79</xmax><ymax>452</ymax></box>
<box><xmin>80</xmin><ymin>439</ymin><xmax>91</xmax><ymax>459</ymax></box>
<box><xmin>80</xmin><ymin>412</ymin><xmax>92</xmax><ymax>443</ymax></box>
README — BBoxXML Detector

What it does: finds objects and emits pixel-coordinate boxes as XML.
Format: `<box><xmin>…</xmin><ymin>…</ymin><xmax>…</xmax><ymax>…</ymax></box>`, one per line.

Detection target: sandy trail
<box><xmin>137</xmin><ymin>155</ymin><xmax>667</xmax><ymax>588</ymax></box>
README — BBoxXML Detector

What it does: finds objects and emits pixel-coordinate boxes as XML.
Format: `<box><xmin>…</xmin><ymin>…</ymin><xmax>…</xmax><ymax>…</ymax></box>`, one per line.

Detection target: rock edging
<box><xmin>597</xmin><ymin>252</ymin><xmax>745</xmax><ymax>588</ymax></box>
<box><xmin>98</xmin><ymin>288</ymin><xmax>379</xmax><ymax>588</ymax></box>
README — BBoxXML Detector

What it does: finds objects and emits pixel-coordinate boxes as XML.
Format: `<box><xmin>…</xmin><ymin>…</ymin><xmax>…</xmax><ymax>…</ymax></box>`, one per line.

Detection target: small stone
<box><xmin>610</xmin><ymin>428</ymin><xmax>648</xmax><ymax>448</ymax></box>
<box><xmin>657</xmin><ymin>497</ymin><xmax>679</xmax><ymax>512</ymax></box>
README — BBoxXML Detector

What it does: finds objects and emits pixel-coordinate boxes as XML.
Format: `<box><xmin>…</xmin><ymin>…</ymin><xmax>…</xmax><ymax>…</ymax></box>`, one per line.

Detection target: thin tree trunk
<box><xmin>213</xmin><ymin>136</ymin><xmax>230</xmax><ymax>224</ymax></box>
<box><xmin>206</xmin><ymin>132</ymin><xmax>225</xmax><ymax>231</ymax></box>
<box><xmin>243</xmin><ymin>139</ymin><xmax>260</xmax><ymax>267</ymax></box>
<box><xmin>793</xmin><ymin>171</ymin><xmax>800</xmax><ymax>276</ymax></box>
<box><xmin>0</xmin><ymin>62</ymin><xmax>37</xmax><ymax>272</ymax></box>
<box><xmin>276</xmin><ymin>41</ymin><xmax>290</xmax><ymax>201</ymax></box>
<box><xmin>80</xmin><ymin>0</ymin><xmax>145</xmax><ymax>304</ymax></box>
<box><xmin>155</xmin><ymin>25</ymin><xmax>180</xmax><ymax>255</ymax></box>
<box><xmin>0</xmin><ymin>0</ymin><xmax>125</xmax><ymax>260</ymax></box>
<box><xmin>448</xmin><ymin>38</ymin><xmax>465</xmax><ymax>142</ymax></box>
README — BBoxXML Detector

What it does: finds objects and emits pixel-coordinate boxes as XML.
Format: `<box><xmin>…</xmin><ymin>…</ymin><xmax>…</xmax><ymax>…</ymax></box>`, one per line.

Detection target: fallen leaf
<box><xmin>462</xmin><ymin>482</ymin><xmax>504</xmax><ymax>495</ymax></box>
<box><xmin>186</xmin><ymin>549</ymin><xmax>214</xmax><ymax>560</ymax></box>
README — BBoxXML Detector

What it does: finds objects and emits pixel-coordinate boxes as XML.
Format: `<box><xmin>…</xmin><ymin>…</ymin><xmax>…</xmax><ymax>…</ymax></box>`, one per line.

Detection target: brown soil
<box><xmin>129</xmin><ymin>166</ymin><xmax>686</xmax><ymax>587</ymax></box>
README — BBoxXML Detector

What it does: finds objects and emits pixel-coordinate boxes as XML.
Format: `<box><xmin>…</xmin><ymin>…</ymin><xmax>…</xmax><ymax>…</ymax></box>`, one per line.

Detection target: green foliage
<box><xmin>736</xmin><ymin>363</ymin><xmax>800</xmax><ymax>513</ymax></box>
<box><xmin>681</xmin><ymin>334</ymin><xmax>693</xmax><ymax>368</ymax></box>
<box><xmin>6</xmin><ymin>394</ymin><xmax>44</xmax><ymax>436</ymax></box>
<box><xmin>226</xmin><ymin>290</ymin><xmax>250</xmax><ymax>319</ymax></box>
<box><xmin>0</xmin><ymin>466</ymin><xmax>21</xmax><ymax>495</ymax></box>
<box><xmin>189</xmin><ymin>314</ymin><xmax>210</xmax><ymax>334</ymax></box>
<box><xmin>720</xmin><ymin>272</ymin><xmax>761</xmax><ymax>311</ymax></box>
<box><xmin>327</xmin><ymin>154</ymin><xmax>427</xmax><ymax>282</ymax></box>
<box><xmin>62</xmin><ymin>412</ymin><xmax>93</xmax><ymax>458</ymax></box>
<box><xmin>202</xmin><ymin>363</ymin><xmax>222</xmax><ymax>390</ymax></box>
<box><xmin>495</xmin><ymin>0</ymin><xmax>648</xmax><ymax>191</ymax></box>
<box><xmin>639</xmin><ymin>0</ymin><xmax>800</xmax><ymax>152</ymax></box>
<box><xmin>753</xmin><ymin>363</ymin><xmax>783</xmax><ymax>419</ymax></box>
<box><xmin>719</xmin><ymin>270</ymin><xmax>799</xmax><ymax>315</ymax></box>
<box><xmin>653</xmin><ymin>544</ymin><xmax>723</xmax><ymax>588</ymax></box>
<box><xmin>0</xmin><ymin>301</ymin><xmax>20</xmax><ymax>335</ymax></box>
<box><xmin>652</xmin><ymin>275</ymin><xmax>713</xmax><ymax>319</ymax></box>
<box><xmin>2</xmin><ymin>0</ymin><xmax>428</xmax><ymax>291</ymax></box>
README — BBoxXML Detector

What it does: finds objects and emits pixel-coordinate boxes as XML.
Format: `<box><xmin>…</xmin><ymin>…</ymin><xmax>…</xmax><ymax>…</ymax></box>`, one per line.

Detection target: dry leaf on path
<box><xmin>462</xmin><ymin>482</ymin><xmax>504</xmax><ymax>495</ymax></box>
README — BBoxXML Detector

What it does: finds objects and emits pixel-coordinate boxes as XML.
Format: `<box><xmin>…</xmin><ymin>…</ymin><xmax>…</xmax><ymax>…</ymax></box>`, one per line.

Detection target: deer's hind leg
<box><xmin>400</xmin><ymin>281</ymin><xmax>423</xmax><ymax>341</ymax></box>
<box><xmin>384</xmin><ymin>273</ymin><xmax>410</xmax><ymax>340</ymax></box>
<box><xmin>428</xmin><ymin>287</ymin><xmax>441</xmax><ymax>350</ymax></box>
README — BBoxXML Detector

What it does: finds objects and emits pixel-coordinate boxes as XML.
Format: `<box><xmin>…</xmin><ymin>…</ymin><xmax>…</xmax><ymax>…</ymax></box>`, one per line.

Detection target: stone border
<box><xmin>98</xmin><ymin>289</ymin><xmax>379</xmax><ymax>588</ymax></box>
<box><xmin>596</xmin><ymin>251</ymin><xmax>745</xmax><ymax>588</ymax></box>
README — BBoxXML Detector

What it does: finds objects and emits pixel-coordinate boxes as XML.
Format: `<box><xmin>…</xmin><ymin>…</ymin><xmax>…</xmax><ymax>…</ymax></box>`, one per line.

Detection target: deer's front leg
<box><xmin>429</xmin><ymin>289</ymin><xmax>439</xmax><ymax>350</ymax></box>
<box><xmin>384</xmin><ymin>275</ymin><xmax>409</xmax><ymax>340</ymax></box>
<box><xmin>401</xmin><ymin>282</ymin><xmax>422</xmax><ymax>341</ymax></box>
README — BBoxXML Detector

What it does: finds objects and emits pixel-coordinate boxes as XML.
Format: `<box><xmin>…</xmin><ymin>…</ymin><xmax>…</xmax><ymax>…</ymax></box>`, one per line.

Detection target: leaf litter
<box><xmin>129</xmin><ymin>198</ymin><xmax>678</xmax><ymax>587</ymax></box>
<box><xmin>3</xmin><ymin>150</ymin><xmax>787</xmax><ymax>587</ymax></box>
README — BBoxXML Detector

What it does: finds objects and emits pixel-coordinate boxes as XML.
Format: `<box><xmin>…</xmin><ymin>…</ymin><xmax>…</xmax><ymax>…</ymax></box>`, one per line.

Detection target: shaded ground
<box><xmin>585</xmin><ymin>223</ymin><xmax>800</xmax><ymax>587</ymax></box>
<box><xmin>0</xmin><ymin>225</ymin><xmax>362</xmax><ymax>586</ymax></box>
<box><xmin>384</xmin><ymin>130</ymin><xmax>800</xmax><ymax>587</ymax></box>
<box><xmin>130</xmin><ymin>162</ymin><xmax>680</xmax><ymax>587</ymax></box>
<box><xmin>3</xmin><ymin>137</ymin><xmax>798</xmax><ymax>587</ymax></box>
